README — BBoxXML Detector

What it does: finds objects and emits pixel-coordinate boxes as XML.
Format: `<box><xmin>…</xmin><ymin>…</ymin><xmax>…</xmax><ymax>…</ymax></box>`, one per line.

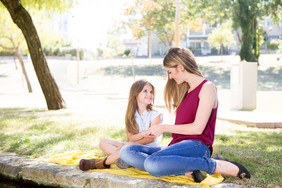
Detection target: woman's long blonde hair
<box><xmin>125</xmin><ymin>79</ymin><xmax>155</xmax><ymax>137</ymax></box>
<box><xmin>163</xmin><ymin>47</ymin><xmax>203</xmax><ymax>113</ymax></box>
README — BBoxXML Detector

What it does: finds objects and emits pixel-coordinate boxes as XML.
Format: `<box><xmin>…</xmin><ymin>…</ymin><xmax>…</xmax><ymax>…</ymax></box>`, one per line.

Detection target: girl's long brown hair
<box><xmin>125</xmin><ymin>79</ymin><xmax>155</xmax><ymax>138</ymax></box>
<box><xmin>163</xmin><ymin>47</ymin><xmax>202</xmax><ymax>113</ymax></box>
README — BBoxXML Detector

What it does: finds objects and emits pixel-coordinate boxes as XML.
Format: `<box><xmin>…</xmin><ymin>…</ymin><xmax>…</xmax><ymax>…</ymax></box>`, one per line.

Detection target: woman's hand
<box><xmin>144</xmin><ymin>124</ymin><xmax>165</xmax><ymax>138</ymax></box>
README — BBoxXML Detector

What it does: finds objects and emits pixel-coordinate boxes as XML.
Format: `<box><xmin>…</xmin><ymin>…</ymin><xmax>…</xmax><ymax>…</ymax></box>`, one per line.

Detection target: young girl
<box><xmin>79</xmin><ymin>79</ymin><xmax>163</xmax><ymax>170</ymax></box>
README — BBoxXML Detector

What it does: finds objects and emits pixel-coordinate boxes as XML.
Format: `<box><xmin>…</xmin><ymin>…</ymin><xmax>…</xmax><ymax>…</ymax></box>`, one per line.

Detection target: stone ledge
<box><xmin>0</xmin><ymin>152</ymin><xmax>254</xmax><ymax>188</ymax></box>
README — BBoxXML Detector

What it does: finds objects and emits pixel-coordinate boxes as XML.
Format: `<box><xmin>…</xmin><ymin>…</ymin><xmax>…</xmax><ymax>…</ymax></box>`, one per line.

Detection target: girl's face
<box><xmin>136</xmin><ymin>84</ymin><xmax>154</xmax><ymax>106</ymax></box>
<box><xmin>165</xmin><ymin>65</ymin><xmax>183</xmax><ymax>84</ymax></box>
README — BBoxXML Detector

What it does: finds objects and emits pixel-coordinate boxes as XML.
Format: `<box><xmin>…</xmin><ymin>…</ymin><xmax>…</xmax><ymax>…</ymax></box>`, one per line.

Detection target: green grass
<box><xmin>0</xmin><ymin>108</ymin><xmax>281</xmax><ymax>187</ymax></box>
<box><xmin>0</xmin><ymin>108</ymin><xmax>126</xmax><ymax>158</ymax></box>
<box><xmin>213</xmin><ymin>122</ymin><xmax>282</xmax><ymax>187</ymax></box>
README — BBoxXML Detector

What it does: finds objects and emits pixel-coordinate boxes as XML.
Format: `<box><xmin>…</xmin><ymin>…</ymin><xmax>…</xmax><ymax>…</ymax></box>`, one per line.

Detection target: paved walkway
<box><xmin>217</xmin><ymin>110</ymin><xmax>282</xmax><ymax>128</ymax></box>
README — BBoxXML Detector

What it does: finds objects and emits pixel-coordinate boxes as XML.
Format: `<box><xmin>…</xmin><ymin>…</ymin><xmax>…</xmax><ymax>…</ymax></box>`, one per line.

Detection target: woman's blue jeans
<box><xmin>119</xmin><ymin>140</ymin><xmax>216</xmax><ymax>177</ymax></box>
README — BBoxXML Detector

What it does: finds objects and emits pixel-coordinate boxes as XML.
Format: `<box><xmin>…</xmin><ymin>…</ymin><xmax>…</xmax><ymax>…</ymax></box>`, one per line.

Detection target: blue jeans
<box><xmin>119</xmin><ymin>140</ymin><xmax>216</xmax><ymax>177</ymax></box>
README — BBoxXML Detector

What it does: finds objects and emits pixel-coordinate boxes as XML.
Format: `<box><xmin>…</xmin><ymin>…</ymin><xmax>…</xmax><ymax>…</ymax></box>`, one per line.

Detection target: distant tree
<box><xmin>0</xmin><ymin>0</ymin><xmax>75</xmax><ymax>109</ymax></box>
<box><xmin>122</xmin><ymin>0</ymin><xmax>162</xmax><ymax>62</ymax></box>
<box><xmin>207</xmin><ymin>22</ymin><xmax>235</xmax><ymax>60</ymax></box>
<box><xmin>198</xmin><ymin>0</ymin><xmax>282</xmax><ymax>63</ymax></box>
<box><xmin>0</xmin><ymin>10</ymin><xmax>32</xmax><ymax>92</ymax></box>
<box><xmin>124</xmin><ymin>49</ymin><xmax>131</xmax><ymax>57</ymax></box>
<box><xmin>0</xmin><ymin>9</ymin><xmax>64</xmax><ymax>93</ymax></box>
<box><xmin>105</xmin><ymin>31</ymin><xmax>125</xmax><ymax>58</ymax></box>
<box><xmin>121</xmin><ymin>0</ymin><xmax>199</xmax><ymax>57</ymax></box>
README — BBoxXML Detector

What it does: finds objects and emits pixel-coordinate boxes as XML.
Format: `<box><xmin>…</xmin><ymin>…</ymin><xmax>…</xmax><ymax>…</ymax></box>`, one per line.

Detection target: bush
<box><xmin>266</xmin><ymin>40</ymin><xmax>279</xmax><ymax>50</ymax></box>
<box><xmin>124</xmin><ymin>49</ymin><xmax>131</xmax><ymax>57</ymax></box>
<box><xmin>43</xmin><ymin>47</ymin><xmax>83</xmax><ymax>58</ymax></box>
<box><xmin>0</xmin><ymin>51</ymin><xmax>14</xmax><ymax>56</ymax></box>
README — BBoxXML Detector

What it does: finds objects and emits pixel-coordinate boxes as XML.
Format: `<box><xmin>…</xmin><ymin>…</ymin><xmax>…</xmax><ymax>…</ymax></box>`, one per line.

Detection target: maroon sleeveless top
<box><xmin>168</xmin><ymin>80</ymin><xmax>217</xmax><ymax>154</ymax></box>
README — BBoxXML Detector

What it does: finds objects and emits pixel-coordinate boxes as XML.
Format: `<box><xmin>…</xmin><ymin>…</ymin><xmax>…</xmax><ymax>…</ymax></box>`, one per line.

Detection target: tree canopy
<box><xmin>208</xmin><ymin>22</ymin><xmax>235</xmax><ymax>57</ymax></box>
<box><xmin>121</xmin><ymin>0</ymin><xmax>201</xmax><ymax>49</ymax></box>
<box><xmin>0</xmin><ymin>0</ymin><xmax>76</xmax><ymax>109</ymax></box>
<box><xmin>197</xmin><ymin>0</ymin><xmax>282</xmax><ymax>62</ymax></box>
<box><xmin>0</xmin><ymin>0</ymin><xmax>76</xmax><ymax>13</ymax></box>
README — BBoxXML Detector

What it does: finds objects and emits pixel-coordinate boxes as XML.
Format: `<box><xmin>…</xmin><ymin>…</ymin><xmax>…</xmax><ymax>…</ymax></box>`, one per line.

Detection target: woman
<box><xmin>119</xmin><ymin>47</ymin><xmax>250</xmax><ymax>180</ymax></box>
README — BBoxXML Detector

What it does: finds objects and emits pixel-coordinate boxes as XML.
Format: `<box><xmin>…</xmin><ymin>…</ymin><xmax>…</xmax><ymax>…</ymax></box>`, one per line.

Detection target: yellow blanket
<box><xmin>42</xmin><ymin>152</ymin><xmax>224</xmax><ymax>188</ymax></box>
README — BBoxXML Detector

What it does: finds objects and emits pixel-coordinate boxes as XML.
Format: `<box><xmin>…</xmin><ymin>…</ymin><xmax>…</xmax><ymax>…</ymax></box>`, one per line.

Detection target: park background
<box><xmin>0</xmin><ymin>0</ymin><xmax>282</xmax><ymax>187</ymax></box>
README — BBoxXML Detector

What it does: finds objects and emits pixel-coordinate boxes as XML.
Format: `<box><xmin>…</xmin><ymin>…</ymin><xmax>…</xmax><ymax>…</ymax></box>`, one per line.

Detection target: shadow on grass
<box><xmin>101</xmin><ymin>64</ymin><xmax>167</xmax><ymax>77</ymax></box>
<box><xmin>0</xmin><ymin>108</ymin><xmax>46</xmax><ymax>120</ymax></box>
<box><xmin>0</xmin><ymin>74</ymin><xmax>7</xmax><ymax>78</ymax></box>
<box><xmin>258</xmin><ymin>66</ymin><xmax>282</xmax><ymax>91</ymax></box>
<box><xmin>96</xmin><ymin>64</ymin><xmax>231</xmax><ymax>89</ymax></box>
<box><xmin>199</xmin><ymin>65</ymin><xmax>230</xmax><ymax>89</ymax></box>
<box><xmin>97</xmin><ymin>64</ymin><xmax>282</xmax><ymax>91</ymax></box>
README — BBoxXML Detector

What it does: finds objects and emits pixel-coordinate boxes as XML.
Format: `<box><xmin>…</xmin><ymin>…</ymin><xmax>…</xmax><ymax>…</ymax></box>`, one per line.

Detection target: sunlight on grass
<box><xmin>0</xmin><ymin>108</ymin><xmax>281</xmax><ymax>187</ymax></box>
<box><xmin>213</xmin><ymin>120</ymin><xmax>282</xmax><ymax>187</ymax></box>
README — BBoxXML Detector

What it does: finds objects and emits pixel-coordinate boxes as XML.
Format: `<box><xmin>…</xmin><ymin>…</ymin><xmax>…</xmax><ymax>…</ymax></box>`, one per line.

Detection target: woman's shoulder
<box><xmin>202</xmin><ymin>80</ymin><xmax>217</xmax><ymax>91</ymax></box>
<box><xmin>200</xmin><ymin>80</ymin><xmax>217</xmax><ymax>99</ymax></box>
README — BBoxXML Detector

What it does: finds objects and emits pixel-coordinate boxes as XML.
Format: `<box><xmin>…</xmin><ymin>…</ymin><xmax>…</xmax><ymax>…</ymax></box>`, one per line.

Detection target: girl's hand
<box><xmin>144</xmin><ymin>124</ymin><xmax>165</xmax><ymax>138</ymax></box>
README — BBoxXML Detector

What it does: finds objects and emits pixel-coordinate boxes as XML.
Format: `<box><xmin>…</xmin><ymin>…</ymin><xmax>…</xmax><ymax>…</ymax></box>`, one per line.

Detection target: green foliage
<box><xmin>265</xmin><ymin>40</ymin><xmax>279</xmax><ymax>50</ymax></box>
<box><xmin>121</xmin><ymin>0</ymin><xmax>200</xmax><ymax>48</ymax></box>
<box><xmin>0</xmin><ymin>8</ymin><xmax>27</xmax><ymax>53</ymax></box>
<box><xmin>235</xmin><ymin>0</ymin><xmax>257</xmax><ymax>62</ymax></box>
<box><xmin>207</xmin><ymin>22</ymin><xmax>235</xmax><ymax>55</ymax></box>
<box><xmin>197</xmin><ymin>0</ymin><xmax>282</xmax><ymax>62</ymax></box>
<box><xmin>231</xmin><ymin>0</ymin><xmax>281</xmax><ymax>62</ymax></box>
<box><xmin>278</xmin><ymin>40</ymin><xmax>282</xmax><ymax>54</ymax></box>
<box><xmin>0</xmin><ymin>1</ymin><xmax>72</xmax><ymax>57</ymax></box>
<box><xmin>104</xmin><ymin>31</ymin><xmax>126</xmax><ymax>58</ymax></box>
<box><xmin>43</xmin><ymin>47</ymin><xmax>83</xmax><ymax>57</ymax></box>
<box><xmin>124</xmin><ymin>49</ymin><xmax>131</xmax><ymax>56</ymax></box>
<box><xmin>0</xmin><ymin>50</ymin><xmax>14</xmax><ymax>56</ymax></box>
<box><xmin>0</xmin><ymin>0</ymin><xmax>77</xmax><ymax>17</ymax></box>
<box><xmin>20</xmin><ymin>0</ymin><xmax>77</xmax><ymax>14</ymax></box>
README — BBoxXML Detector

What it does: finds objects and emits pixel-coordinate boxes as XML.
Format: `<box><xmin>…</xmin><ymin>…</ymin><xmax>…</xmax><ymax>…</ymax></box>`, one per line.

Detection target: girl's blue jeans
<box><xmin>119</xmin><ymin>140</ymin><xmax>217</xmax><ymax>177</ymax></box>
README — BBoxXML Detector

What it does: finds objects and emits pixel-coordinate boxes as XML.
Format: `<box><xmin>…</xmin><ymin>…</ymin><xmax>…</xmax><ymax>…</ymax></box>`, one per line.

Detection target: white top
<box><xmin>134</xmin><ymin>109</ymin><xmax>163</xmax><ymax>146</ymax></box>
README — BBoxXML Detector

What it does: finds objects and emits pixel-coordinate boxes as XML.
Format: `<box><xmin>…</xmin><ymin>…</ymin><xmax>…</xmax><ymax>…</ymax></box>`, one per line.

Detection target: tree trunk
<box><xmin>238</xmin><ymin>0</ymin><xmax>257</xmax><ymax>62</ymax></box>
<box><xmin>15</xmin><ymin>49</ymin><xmax>32</xmax><ymax>93</ymax></box>
<box><xmin>1</xmin><ymin>0</ymin><xmax>66</xmax><ymax>110</ymax></box>
<box><xmin>220</xmin><ymin>44</ymin><xmax>223</xmax><ymax>62</ymax></box>
<box><xmin>13</xmin><ymin>55</ymin><xmax>18</xmax><ymax>70</ymax></box>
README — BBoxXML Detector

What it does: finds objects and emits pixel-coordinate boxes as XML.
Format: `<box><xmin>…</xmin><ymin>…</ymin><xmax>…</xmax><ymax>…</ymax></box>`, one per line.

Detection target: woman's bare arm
<box><xmin>145</xmin><ymin>83</ymin><xmax>217</xmax><ymax>137</ymax></box>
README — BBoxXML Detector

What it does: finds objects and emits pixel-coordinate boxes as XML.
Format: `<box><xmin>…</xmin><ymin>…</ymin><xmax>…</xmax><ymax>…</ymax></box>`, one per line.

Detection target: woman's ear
<box><xmin>177</xmin><ymin>64</ymin><xmax>185</xmax><ymax>72</ymax></box>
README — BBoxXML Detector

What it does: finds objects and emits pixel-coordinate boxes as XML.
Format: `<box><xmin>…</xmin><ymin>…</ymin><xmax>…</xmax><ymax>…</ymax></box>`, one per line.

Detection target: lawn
<box><xmin>0</xmin><ymin>107</ymin><xmax>281</xmax><ymax>188</ymax></box>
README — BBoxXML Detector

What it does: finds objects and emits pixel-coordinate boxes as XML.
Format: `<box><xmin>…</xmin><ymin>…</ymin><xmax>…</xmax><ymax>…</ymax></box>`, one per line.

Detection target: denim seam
<box><xmin>160</xmin><ymin>140</ymin><xmax>203</xmax><ymax>156</ymax></box>
<box><xmin>210</xmin><ymin>159</ymin><xmax>217</xmax><ymax>174</ymax></box>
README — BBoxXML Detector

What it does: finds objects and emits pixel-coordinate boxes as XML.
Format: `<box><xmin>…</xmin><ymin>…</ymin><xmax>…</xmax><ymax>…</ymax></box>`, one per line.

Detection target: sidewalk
<box><xmin>217</xmin><ymin>110</ymin><xmax>282</xmax><ymax>128</ymax></box>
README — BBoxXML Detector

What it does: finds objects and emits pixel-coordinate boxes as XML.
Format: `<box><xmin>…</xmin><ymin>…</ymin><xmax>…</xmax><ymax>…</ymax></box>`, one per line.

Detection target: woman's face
<box><xmin>165</xmin><ymin>65</ymin><xmax>183</xmax><ymax>84</ymax></box>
